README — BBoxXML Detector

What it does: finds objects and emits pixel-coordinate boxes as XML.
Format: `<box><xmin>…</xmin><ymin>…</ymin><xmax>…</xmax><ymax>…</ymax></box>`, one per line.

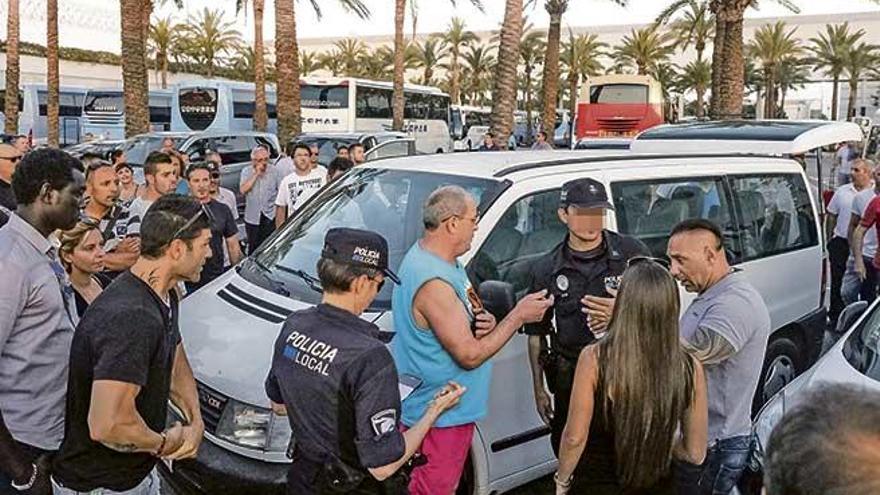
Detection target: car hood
<box><xmin>179</xmin><ymin>269</ymin><xmax>384</xmax><ymax>406</ymax></box>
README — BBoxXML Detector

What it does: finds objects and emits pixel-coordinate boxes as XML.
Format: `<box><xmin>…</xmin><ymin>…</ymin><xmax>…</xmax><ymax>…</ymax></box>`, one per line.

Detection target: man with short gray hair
<box><xmin>239</xmin><ymin>146</ymin><xmax>279</xmax><ymax>254</ymax></box>
<box><xmin>763</xmin><ymin>385</ymin><xmax>880</xmax><ymax>495</ymax></box>
<box><xmin>391</xmin><ymin>185</ymin><xmax>553</xmax><ymax>494</ymax></box>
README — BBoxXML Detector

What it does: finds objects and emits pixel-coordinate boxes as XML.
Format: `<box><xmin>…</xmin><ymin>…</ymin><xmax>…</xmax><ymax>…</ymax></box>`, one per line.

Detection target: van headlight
<box><xmin>750</xmin><ymin>392</ymin><xmax>786</xmax><ymax>470</ymax></box>
<box><xmin>214</xmin><ymin>400</ymin><xmax>292</xmax><ymax>453</ymax></box>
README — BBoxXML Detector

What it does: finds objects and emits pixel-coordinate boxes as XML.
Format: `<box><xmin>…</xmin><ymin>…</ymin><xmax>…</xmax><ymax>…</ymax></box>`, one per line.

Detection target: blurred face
<box><xmin>293</xmin><ymin>148</ymin><xmax>311</xmax><ymax>172</ymax></box>
<box><xmin>113</xmin><ymin>152</ymin><xmax>126</xmax><ymax>165</ymax></box>
<box><xmin>116</xmin><ymin>166</ymin><xmax>133</xmax><ymax>185</ymax></box>
<box><xmin>559</xmin><ymin>206</ymin><xmax>605</xmax><ymax>245</ymax></box>
<box><xmin>667</xmin><ymin>231</ymin><xmax>720</xmax><ymax>294</ymax></box>
<box><xmin>337</xmin><ymin>147</ymin><xmax>350</xmax><ymax>159</ymax></box>
<box><xmin>309</xmin><ymin>145</ymin><xmax>319</xmax><ymax>165</ymax></box>
<box><xmin>66</xmin><ymin>229</ymin><xmax>105</xmax><ymax>275</ymax></box>
<box><xmin>871</xmin><ymin>166</ymin><xmax>880</xmax><ymax>186</ymax></box>
<box><xmin>446</xmin><ymin>199</ymin><xmax>479</xmax><ymax>255</ymax></box>
<box><xmin>148</xmin><ymin>161</ymin><xmax>180</xmax><ymax>195</ymax></box>
<box><xmin>851</xmin><ymin>161</ymin><xmax>872</xmax><ymax>188</ymax></box>
<box><xmin>13</xmin><ymin>137</ymin><xmax>29</xmax><ymax>154</ymax></box>
<box><xmin>484</xmin><ymin>135</ymin><xmax>494</xmax><ymax>147</ymax></box>
<box><xmin>174</xmin><ymin>229</ymin><xmax>212</xmax><ymax>283</ymax></box>
<box><xmin>188</xmin><ymin>169</ymin><xmax>212</xmax><ymax>202</ymax></box>
<box><xmin>48</xmin><ymin>171</ymin><xmax>86</xmax><ymax>231</ymax></box>
<box><xmin>0</xmin><ymin>144</ymin><xmax>22</xmax><ymax>182</ymax></box>
<box><xmin>537</xmin><ymin>133</ymin><xmax>546</xmax><ymax>143</ymax></box>
<box><xmin>351</xmin><ymin>146</ymin><xmax>365</xmax><ymax>164</ymax></box>
<box><xmin>86</xmin><ymin>166</ymin><xmax>120</xmax><ymax>209</ymax></box>
<box><xmin>161</xmin><ymin>137</ymin><xmax>175</xmax><ymax>150</ymax></box>
<box><xmin>252</xmin><ymin>150</ymin><xmax>269</xmax><ymax>169</ymax></box>
<box><xmin>209</xmin><ymin>168</ymin><xmax>221</xmax><ymax>193</ymax></box>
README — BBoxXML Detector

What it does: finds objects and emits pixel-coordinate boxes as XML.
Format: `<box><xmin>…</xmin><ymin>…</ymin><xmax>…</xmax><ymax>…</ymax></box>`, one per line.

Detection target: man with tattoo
<box><xmin>52</xmin><ymin>195</ymin><xmax>210</xmax><ymax>495</ymax></box>
<box><xmin>667</xmin><ymin>219</ymin><xmax>771</xmax><ymax>495</ymax></box>
<box><xmin>0</xmin><ymin>149</ymin><xmax>84</xmax><ymax>495</ymax></box>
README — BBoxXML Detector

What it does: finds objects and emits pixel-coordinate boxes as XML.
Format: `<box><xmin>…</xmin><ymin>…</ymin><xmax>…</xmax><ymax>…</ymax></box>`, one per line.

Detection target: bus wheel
<box><xmin>455</xmin><ymin>454</ymin><xmax>475</xmax><ymax>495</ymax></box>
<box><xmin>436</xmin><ymin>148</ymin><xmax>444</xmax><ymax>154</ymax></box>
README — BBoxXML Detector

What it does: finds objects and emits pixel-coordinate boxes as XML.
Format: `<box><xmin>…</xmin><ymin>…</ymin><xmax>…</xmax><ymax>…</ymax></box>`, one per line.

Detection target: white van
<box><xmin>161</xmin><ymin>121</ymin><xmax>855</xmax><ymax>495</ymax></box>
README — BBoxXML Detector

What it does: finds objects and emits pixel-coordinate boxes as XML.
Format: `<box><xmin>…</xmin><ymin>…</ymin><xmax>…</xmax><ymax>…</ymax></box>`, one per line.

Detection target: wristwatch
<box><xmin>10</xmin><ymin>463</ymin><xmax>37</xmax><ymax>492</ymax></box>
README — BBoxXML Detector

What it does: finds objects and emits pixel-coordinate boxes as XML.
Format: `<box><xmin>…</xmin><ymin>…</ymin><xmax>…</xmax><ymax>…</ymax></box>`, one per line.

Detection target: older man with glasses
<box><xmin>0</xmin><ymin>143</ymin><xmax>23</xmax><ymax>212</ymax></box>
<box><xmin>240</xmin><ymin>146</ymin><xmax>280</xmax><ymax>254</ymax></box>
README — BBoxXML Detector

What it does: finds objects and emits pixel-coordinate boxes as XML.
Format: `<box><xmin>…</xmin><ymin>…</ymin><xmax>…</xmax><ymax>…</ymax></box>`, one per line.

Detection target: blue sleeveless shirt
<box><xmin>391</xmin><ymin>243</ymin><xmax>491</xmax><ymax>427</ymax></box>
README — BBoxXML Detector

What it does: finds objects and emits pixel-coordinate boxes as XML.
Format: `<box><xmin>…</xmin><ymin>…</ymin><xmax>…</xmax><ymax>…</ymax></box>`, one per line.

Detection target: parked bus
<box><xmin>301</xmin><ymin>77</ymin><xmax>452</xmax><ymax>154</ymax></box>
<box><xmin>575</xmin><ymin>74</ymin><xmax>664</xmax><ymax>142</ymax></box>
<box><xmin>451</xmin><ymin>105</ymin><xmax>492</xmax><ymax>151</ymax></box>
<box><xmin>82</xmin><ymin>88</ymin><xmax>173</xmax><ymax>140</ymax></box>
<box><xmin>172</xmin><ymin>80</ymin><xmax>279</xmax><ymax>135</ymax></box>
<box><xmin>0</xmin><ymin>84</ymin><xmax>87</xmax><ymax>146</ymax></box>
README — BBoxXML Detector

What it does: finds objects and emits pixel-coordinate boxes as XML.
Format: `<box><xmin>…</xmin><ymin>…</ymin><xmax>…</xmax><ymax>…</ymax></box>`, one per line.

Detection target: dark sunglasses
<box><xmin>627</xmin><ymin>255</ymin><xmax>670</xmax><ymax>270</ymax></box>
<box><xmin>171</xmin><ymin>203</ymin><xmax>214</xmax><ymax>240</ymax></box>
<box><xmin>210</xmin><ymin>172</ymin><xmax>221</xmax><ymax>179</ymax></box>
<box><xmin>0</xmin><ymin>155</ymin><xmax>21</xmax><ymax>163</ymax></box>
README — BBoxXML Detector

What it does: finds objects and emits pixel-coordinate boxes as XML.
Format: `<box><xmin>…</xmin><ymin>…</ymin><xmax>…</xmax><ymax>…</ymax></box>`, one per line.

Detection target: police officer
<box><xmin>265</xmin><ymin>227</ymin><xmax>465</xmax><ymax>495</ymax></box>
<box><xmin>525</xmin><ymin>178</ymin><xmax>650</xmax><ymax>455</ymax></box>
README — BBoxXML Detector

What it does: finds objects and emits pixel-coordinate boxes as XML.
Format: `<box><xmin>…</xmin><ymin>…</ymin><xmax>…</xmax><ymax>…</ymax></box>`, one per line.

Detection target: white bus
<box><xmin>82</xmin><ymin>88</ymin><xmax>174</xmax><ymax>140</ymax></box>
<box><xmin>301</xmin><ymin>77</ymin><xmax>452</xmax><ymax>154</ymax></box>
<box><xmin>171</xmin><ymin>79</ymin><xmax>278</xmax><ymax>135</ymax></box>
<box><xmin>1</xmin><ymin>84</ymin><xmax>87</xmax><ymax>146</ymax></box>
<box><xmin>451</xmin><ymin>105</ymin><xmax>492</xmax><ymax>151</ymax></box>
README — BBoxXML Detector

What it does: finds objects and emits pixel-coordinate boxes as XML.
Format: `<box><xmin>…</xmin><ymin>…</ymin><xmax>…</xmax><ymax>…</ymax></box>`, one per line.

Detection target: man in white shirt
<box><xmin>826</xmin><ymin>159</ymin><xmax>872</xmax><ymax>324</ymax></box>
<box><xmin>836</xmin><ymin>142</ymin><xmax>855</xmax><ymax>185</ymax></box>
<box><xmin>274</xmin><ymin>143</ymin><xmax>327</xmax><ymax>228</ymax></box>
<box><xmin>848</xmin><ymin>162</ymin><xmax>880</xmax><ymax>302</ymax></box>
<box><xmin>126</xmin><ymin>151</ymin><xmax>180</xmax><ymax>237</ymax></box>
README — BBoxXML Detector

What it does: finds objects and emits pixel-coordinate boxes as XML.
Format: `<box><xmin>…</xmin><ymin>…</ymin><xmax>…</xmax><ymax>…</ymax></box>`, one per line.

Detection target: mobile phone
<box><xmin>399</xmin><ymin>374</ymin><xmax>423</xmax><ymax>401</ymax></box>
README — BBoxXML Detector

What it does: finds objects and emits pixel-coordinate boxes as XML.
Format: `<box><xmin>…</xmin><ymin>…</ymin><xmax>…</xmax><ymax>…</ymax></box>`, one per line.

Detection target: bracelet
<box><xmin>10</xmin><ymin>463</ymin><xmax>37</xmax><ymax>492</ymax></box>
<box><xmin>155</xmin><ymin>431</ymin><xmax>167</xmax><ymax>457</ymax></box>
<box><xmin>553</xmin><ymin>472</ymin><xmax>572</xmax><ymax>487</ymax></box>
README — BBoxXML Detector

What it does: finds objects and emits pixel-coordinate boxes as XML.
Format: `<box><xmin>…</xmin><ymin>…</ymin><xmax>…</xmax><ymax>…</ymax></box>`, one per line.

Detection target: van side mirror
<box><xmin>478</xmin><ymin>281</ymin><xmax>516</xmax><ymax>321</ymax></box>
<box><xmin>836</xmin><ymin>301</ymin><xmax>869</xmax><ymax>334</ymax></box>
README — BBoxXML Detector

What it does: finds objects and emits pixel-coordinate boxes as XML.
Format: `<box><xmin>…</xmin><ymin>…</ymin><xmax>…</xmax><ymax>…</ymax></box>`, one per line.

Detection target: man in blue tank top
<box><xmin>392</xmin><ymin>185</ymin><xmax>553</xmax><ymax>495</ymax></box>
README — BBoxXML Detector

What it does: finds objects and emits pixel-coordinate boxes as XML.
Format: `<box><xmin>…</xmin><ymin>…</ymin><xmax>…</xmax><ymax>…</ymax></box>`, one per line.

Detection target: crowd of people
<box><xmin>0</xmin><ymin>136</ymin><xmax>877</xmax><ymax>495</ymax></box>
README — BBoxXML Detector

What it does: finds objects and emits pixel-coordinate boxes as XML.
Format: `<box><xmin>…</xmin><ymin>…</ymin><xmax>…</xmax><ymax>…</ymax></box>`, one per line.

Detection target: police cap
<box><xmin>560</xmin><ymin>178</ymin><xmax>614</xmax><ymax>210</ymax></box>
<box><xmin>321</xmin><ymin>228</ymin><xmax>401</xmax><ymax>284</ymax></box>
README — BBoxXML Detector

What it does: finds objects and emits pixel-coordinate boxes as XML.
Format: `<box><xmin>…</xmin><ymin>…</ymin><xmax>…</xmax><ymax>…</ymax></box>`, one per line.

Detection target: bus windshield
<box><xmin>301</xmin><ymin>85</ymin><xmax>349</xmax><ymax>109</ymax></box>
<box><xmin>242</xmin><ymin>168</ymin><xmax>503</xmax><ymax>310</ymax></box>
<box><xmin>84</xmin><ymin>92</ymin><xmax>124</xmax><ymax>114</ymax></box>
<box><xmin>590</xmin><ymin>84</ymin><xmax>649</xmax><ymax>104</ymax></box>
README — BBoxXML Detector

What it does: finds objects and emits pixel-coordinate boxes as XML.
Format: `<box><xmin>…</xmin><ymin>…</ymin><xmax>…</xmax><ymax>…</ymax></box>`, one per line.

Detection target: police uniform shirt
<box><xmin>265</xmin><ymin>303</ymin><xmax>405</xmax><ymax>470</ymax></box>
<box><xmin>524</xmin><ymin>230</ymin><xmax>649</xmax><ymax>357</ymax></box>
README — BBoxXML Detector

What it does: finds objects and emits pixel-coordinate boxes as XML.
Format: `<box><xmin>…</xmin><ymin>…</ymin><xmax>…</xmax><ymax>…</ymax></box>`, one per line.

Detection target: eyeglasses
<box><xmin>627</xmin><ymin>256</ymin><xmax>670</xmax><ymax>270</ymax></box>
<box><xmin>171</xmin><ymin>203</ymin><xmax>214</xmax><ymax>240</ymax></box>
<box><xmin>370</xmin><ymin>276</ymin><xmax>386</xmax><ymax>292</ymax></box>
<box><xmin>444</xmin><ymin>214</ymin><xmax>480</xmax><ymax>225</ymax></box>
<box><xmin>0</xmin><ymin>155</ymin><xmax>21</xmax><ymax>163</ymax></box>
<box><xmin>253</xmin><ymin>158</ymin><xmax>268</xmax><ymax>163</ymax></box>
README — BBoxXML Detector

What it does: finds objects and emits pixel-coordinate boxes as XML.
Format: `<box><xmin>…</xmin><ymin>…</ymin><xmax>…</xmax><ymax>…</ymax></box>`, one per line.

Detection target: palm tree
<box><xmin>748</xmin><ymin>21</ymin><xmax>801</xmax><ymax>119</ymax></box>
<box><xmin>652</xmin><ymin>62</ymin><xmax>681</xmax><ymax>120</ymax></box>
<box><xmin>844</xmin><ymin>42</ymin><xmax>879</xmax><ymax>119</ymax></box>
<box><xmin>439</xmin><ymin>17</ymin><xmax>479</xmax><ymax>105</ymax></box>
<box><xmin>809</xmin><ymin>23</ymin><xmax>865</xmax><ymax>121</ymax></box>
<box><xmin>359</xmin><ymin>46</ymin><xmax>396</xmax><ymax>80</ymax></box>
<box><xmin>519</xmin><ymin>27</ymin><xmax>545</xmax><ymax>145</ymax></box>
<box><xmin>775</xmin><ymin>57</ymin><xmax>809</xmax><ymax>116</ymax></box>
<box><xmin>613</xmin><ymin>25</ymin><xmax>675</xmax><ymax>75</ymax></box>
<box><xmin>561</xmin><ymin>32</ymin><xmax>606</xmax><ymax>125</ymax></box>
<box><xmin>4</xmin><ymin>0</ymin><xmax>20</xmax><ymax>135</ymax></box>
<box><xmin>147</xmin><ymin>17</ymin><xmax>180</xmax><ymax>89</ymax></box>
<box><xmin>490</xmin><ymin>0</ymin><xmax>525</xmax><ymax>144</ymax></box>
<box><xmin>235</xmin><ymin>0</ymin><xmax>268</xmax><ymax>131</ymax></box>
<box><xmin>45</xmin><ymin>0</ymin><xmax>59</xmax><ymax>147</ymax></box>
<box><xmin>179</xmin><ymin>8</ymin><xmax>242</xmax><ymax>78</ymax></box>
<box><xmin>655</xmin><ymin>0</ymin><xmax>714</xmax><ymax>64</ymax></box>
<box><xmin>412</xmin><ymin>38</ymin><xmax>450</xmax><ymax>86</ymax></box>
<box><xmin>462</xmin><ymin>44</ymin><xmax>496</xmax><ymax>105</ymax></box>
<box><xmin>678</xmin><ymin>59</ymin><xmax>711</xmax><ymax>117</ymax></box>
<box><xmin>300</xmin><ymin>50</ymin><xmax>319</xmax><ymax>76</ymax></box>
<box><xmin>120</xmin><ymin>0</ymin><xmax>151</xmax><ymax>137</ymax></box>
<box><xmin>275</xmin><ymin>0</ymin><xmax>369</xmax><ymax>141</ymax></box>
<box><xmin>318</xmin><ymin>50</ymin><xmax>344</xmax><ymax>76</ymax></box>
<box><xmin>333</xmin><ymin>39</ymin><xmax>369</xmax><ymax>76</ymax></box>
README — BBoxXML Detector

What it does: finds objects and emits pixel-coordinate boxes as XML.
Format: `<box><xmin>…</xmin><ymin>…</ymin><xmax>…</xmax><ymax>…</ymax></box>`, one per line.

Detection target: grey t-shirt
<box><xmin>240</xmin><ymin>164</ymin><xmax>282</xmax><ymax>225</ymax></box>
<box><xmin>680</xmin><ymin>270</ymin><xmax>771</xmax><ymax>441</ymax></box>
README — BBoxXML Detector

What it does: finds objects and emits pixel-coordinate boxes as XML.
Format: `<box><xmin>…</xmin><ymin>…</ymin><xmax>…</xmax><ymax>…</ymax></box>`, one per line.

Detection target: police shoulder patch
<box><xmin>370</xmin><ymin>409</ymin><xmax>397</xmax><ymax>437</ymax></box>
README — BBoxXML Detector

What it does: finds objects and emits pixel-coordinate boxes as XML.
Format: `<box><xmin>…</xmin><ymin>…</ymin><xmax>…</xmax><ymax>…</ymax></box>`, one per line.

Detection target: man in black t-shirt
<box><xmin>52</xmin><ymin>195</ymin><xmax>211</xmax><ymax>494</ymax></box>
<box><xmin>184</xmin><ymin>163</ymin><xmax>241</xmax><ymax>293</ymax></box>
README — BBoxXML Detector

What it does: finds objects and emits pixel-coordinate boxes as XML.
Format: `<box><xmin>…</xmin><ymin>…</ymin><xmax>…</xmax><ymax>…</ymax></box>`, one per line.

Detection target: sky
<box><xmin>3</xmin><ymin>0</ymin><xmax>880</xmax><ymax>52</ymax></box>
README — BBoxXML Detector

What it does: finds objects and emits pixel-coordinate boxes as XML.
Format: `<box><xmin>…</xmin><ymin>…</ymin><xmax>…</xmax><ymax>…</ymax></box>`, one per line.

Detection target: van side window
<box><xmin>728</xmin><ymin>174</ymin><xmax>818</xmax><ymax>261</ymax></box>
<box><xmin>214</xmin><ymin>136</ymin><xmax>252</xmax><ymax>164</ymax></box>
<box><xmin>468</xmin><ymin>189</ymin><xmax>566</xmax><ymax>293</ymax></box>
<box><xmin>611</xmin><ymin>178</ymin><xmax>735</xmax><ymax>259</ymax></box>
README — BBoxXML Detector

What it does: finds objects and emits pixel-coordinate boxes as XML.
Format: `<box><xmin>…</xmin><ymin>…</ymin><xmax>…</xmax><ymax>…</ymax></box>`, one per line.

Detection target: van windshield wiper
<box><xmin>275</xmin><ymin>264</ymin><xmax>323</xmax><ymax>294</ymax></box>
<box><xmin>244</xmin><ymin>258</ymin><xmax>291</xmax><ymax>297</ymax></box>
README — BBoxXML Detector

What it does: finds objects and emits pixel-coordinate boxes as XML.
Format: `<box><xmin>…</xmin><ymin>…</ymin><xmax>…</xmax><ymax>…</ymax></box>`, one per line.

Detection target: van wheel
<box><xmin>752</xmin><ymin>335</ymin><xmax>804</xmax><ymax>416</ymax></box>
<box><xmin>455</xmin><ymin>455</ymin><xmax>475</xmax><ymax>495</ymax></box>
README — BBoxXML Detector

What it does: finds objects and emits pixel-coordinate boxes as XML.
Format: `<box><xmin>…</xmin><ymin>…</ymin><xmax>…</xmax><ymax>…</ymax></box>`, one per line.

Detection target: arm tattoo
<box><xmin>100</xmin><ymin>441</ymin><xmax>139</xmax><ymax>453</ymax></box>
<box><xmin>682</xmin><ymin>327</ymin><xmax>736</xmax><ymax>366</ymax></box>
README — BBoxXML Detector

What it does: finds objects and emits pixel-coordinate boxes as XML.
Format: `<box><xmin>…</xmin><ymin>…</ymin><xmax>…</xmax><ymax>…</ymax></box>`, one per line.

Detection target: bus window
<box><xmin>589</xmin><ymin>84</ymin><xmax>648</xmax><ymax>104</ymax></box>
<box><xmin>39</xmin><ymin>91</ymin><xmax>84</xmax><ymax>117</ymax></box>
<box><xmin>356</xmin><ymin>87</ymin><xmax>392</xmax><ymax>119</ymax></box>
<box><xmin>301</xmin><ymin>85</ymin><xmax>349</xmax><ymax>109</ymax></box>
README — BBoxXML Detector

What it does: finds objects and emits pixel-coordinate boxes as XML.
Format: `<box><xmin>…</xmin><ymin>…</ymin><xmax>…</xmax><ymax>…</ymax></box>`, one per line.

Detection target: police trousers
<box><xmin>543</xmin><ymin>351</ymin><xmax>579</xmax><ymax>457</ymax></box>
<box><xmin>287</xmin><ymin>456</ymin><xmax>409</xmax><ymax>495</ymax></box>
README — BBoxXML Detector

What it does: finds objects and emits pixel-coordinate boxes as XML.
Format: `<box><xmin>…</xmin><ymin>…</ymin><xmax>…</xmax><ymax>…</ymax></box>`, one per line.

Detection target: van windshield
<box><xmin>241</xmin><ymin>168</ymin><xmax>504</xmax><ymax>310</ymax></box>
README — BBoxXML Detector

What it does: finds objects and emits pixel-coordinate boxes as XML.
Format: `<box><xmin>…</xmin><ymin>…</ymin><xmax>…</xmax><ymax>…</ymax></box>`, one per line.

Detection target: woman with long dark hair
<box><xmin>554</xmin><ymin>258</ymin><xmax>708</xmax><ymax>495</ymax></box>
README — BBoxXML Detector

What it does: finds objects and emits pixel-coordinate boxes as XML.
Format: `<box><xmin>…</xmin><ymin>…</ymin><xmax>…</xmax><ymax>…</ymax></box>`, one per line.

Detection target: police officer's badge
<box><xmin>556</xmin><ymin>274</ymin><xmax>569</xmax><ymax>292</ymax></box>
<box><xmin>370</xmin><ymin>409</ymin><xmax>397</xmax><ymax>437</ymax></box>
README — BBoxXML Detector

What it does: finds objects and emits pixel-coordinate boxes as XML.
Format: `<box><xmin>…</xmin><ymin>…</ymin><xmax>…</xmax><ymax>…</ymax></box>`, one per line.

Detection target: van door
<box><xmin>364</xmin><ymin>139</ymin><xmax>416</xmax><ymax>162</ymax></box>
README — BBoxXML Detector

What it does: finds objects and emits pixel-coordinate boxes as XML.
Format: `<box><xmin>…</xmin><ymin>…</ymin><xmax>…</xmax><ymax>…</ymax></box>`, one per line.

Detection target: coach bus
<box><xmin>451</xmin><ymin>105</ymin><xmax>492</xmax><ymax>151</ymax></box>
<box><xmin>574</xmin><ymin>74</ymin><xmax>664</xmax><ymax>142</ymax></box>
<box><xmin>171</xmin><ymin>79</ymin><xmax>279</xmax><ymax>135</ymax></box>
<box><xmin>82</xmin><ymin>88</ymin><xmax>173</xmax><ymax>140</ymax></box>
<box><xmin>0</xmin><ymin>84</ymin><xmax>87</xmax><ymax>146</ymax></box>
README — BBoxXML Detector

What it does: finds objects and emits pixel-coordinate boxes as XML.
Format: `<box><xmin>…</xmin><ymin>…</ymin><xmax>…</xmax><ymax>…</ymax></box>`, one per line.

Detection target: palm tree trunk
<box><xmin>46</xmin><ymin>0</ymin><xmax>59</xmax><ymax>147</ymax></box>
<box><xmin>847</xmin><ymin>79</ymin><xmax>858</xmax><ymax>119</ymax></box>
<box><xmin>541</xmin><ymin>11</ymin><xmax>562</xmax><ymax>141</ymax></box>
<box><xmin>568</xmin><ymin>71</ymin><xmax>577</xmax><ymax>135</ymax></box>
<box><xmin>4</xmin><ymin>0</ymin><xmax>20</xmax><ymax>135</ymax></box>
<box><xmin>831</xmin><ymin>75</ymin><xmax>839</xmax><ymax>121</ymax></box>
<box><xmin>709</xmin><ymin>5</ymin><xmax>727</xmax><ymax>118</ymax></box>
<box><xmin>120</xmin><ymin>0</ymin><xmax>150</xmax><ymax>137</ymax></box>
<box><xmin>491</xmin><ymin>0</ymin><xmax>523</xmax><ymax>145</ymax></box>
<box><xmin>160</xmin><ymin>50</ymin><xmax>168</xmax><ymax>89</ymax></box>
<box><xmin>525</xmin><ymin>69</ymin><xmax>534</xmax><ymax>145</ymax></box>
<box><xmin>392</xmin><ymin>0</ymin><xmax>406</xmax><ymax>131</ymax></box>
<box><xmin>451</xmin><ymin>50</ymin><xmax>461</xmax><ymax>105</ymax></box>
<box><xmin>253</xmin><ymin>0</ymin><xmax>268</xmax><ymax>132</ymax></box>
<box><xmin>715</xmin><ymin>2</ymin><xmax>746</xmax><ymax>120</ymax></box>
<box><xmin>763</xmin><ymin>69</ymin><xmax>773</xmax><ymax>118</ymax></box>
<box><xmin>275</xmin><ymin>0</ymin><xmax>301</xmax><ymax>142</ymax></box>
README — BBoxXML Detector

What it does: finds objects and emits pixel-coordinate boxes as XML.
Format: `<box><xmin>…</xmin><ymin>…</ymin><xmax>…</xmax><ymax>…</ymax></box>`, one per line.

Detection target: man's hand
<box><xmin>158</xmin><ymin>422</ymin><xmax>186</xmax><ymax>458</ymax></box>
<box><xmin>582</xmin><ymin>291</ymin><xmax>616</xmax><ymax>336</ymax></box>
<box><xmin>534</xmin><ymin>387</ymin><xmax>554</xmax><ymax>425</ymax></box>
<box><xmin>427</xmin><ymin>382</ymin><xmax>466</xmax><ymax>418</ymax></box>
<box><xmin>513</xmin><ymin>290</ymin><xmax>555</xmax><ymax>324</ymax></box>
<box><xmin>118</xmin><ymin>236</ymin><xmax>140</xmax><ymax>254</ymax></box>
<box><xmin>473</xmin><ymin>311</ymin><xmax>497</xmax><ymax>339</ymax></box>
<box><xmin>165</xmin><ymin>421</ymin><xmax>204</xmax><ymax>460</ymax></box>
<box><xmin>856</xmin><ymin>259</ymin><xmax>868</xmax><ymax>281</ymax></box>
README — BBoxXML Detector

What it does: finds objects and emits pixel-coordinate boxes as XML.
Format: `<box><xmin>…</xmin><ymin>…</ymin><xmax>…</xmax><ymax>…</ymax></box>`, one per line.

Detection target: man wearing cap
<box><xmin>265</xmin><ymin>228</ymin><xmax>466</xmax><ymax>494</ymax></box>
<box><xmin>525</xmin><ymin>177</ymin><xmax>649</xmax><ymax>457</ymax></box>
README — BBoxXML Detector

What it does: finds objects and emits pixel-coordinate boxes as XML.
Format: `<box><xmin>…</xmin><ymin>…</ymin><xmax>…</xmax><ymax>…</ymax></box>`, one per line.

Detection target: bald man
<box><xmin>0</xmin><ymin>144</ymin><xmax>23</xmax><ymax>211</ymax></box>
